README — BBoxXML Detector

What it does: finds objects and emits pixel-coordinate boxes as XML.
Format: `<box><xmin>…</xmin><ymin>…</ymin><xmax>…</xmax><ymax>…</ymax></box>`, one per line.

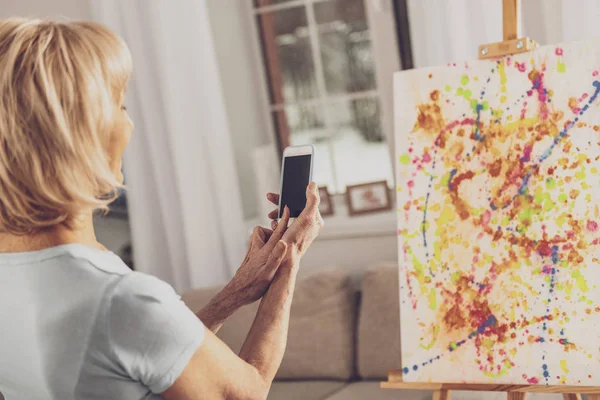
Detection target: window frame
<box><xmin>249</xmin><ymin>0</ymin><xmax>412</xmax><ymax>193</ymax></box>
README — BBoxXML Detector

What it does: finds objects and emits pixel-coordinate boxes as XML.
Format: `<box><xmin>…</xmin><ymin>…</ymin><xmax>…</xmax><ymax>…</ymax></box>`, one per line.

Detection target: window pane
<box><xmin>273</xmin><ymin>105</ymin><xmax>335</xmax><ymax>189</ymax></box>
<box><xmin>314</xmin><ymin>0</ymin><xmax>377</xmax><ymax>95</ymax></box>
<box><xmin>326</xmin><ymin>98</ymin><xmax>392</xmax><ymax>192</ymax></box>
<box><xmin>255</xmin><ymin>0</ymin><xmax>296</xmax><ymax>7</ymax></box>
<box><xmin>257</xmin><ymin>6</ymin><xmax>319</xmax><ymax>104</ymax></box>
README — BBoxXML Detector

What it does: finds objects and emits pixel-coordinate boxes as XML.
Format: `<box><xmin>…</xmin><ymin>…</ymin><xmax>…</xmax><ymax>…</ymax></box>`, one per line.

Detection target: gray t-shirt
<box><xmin>0</xmin><ymin>243</ymin><xmax>205</xmax><ymax>400</ymax></box>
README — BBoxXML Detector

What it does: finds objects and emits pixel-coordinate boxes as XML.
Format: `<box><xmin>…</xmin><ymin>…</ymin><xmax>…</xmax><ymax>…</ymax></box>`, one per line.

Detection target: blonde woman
<box><xmin>0</xmin><ymin>18</ymin><xmax>323</xmax><ymax>400</ymax></box>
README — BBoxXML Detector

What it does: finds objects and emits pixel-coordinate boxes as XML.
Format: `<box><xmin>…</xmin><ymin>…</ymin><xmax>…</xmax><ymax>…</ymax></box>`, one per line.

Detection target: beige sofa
<box><xmin>182</xmin><ymin>265</ymin><xmax>564</xmax><ymax>400</ymax></box>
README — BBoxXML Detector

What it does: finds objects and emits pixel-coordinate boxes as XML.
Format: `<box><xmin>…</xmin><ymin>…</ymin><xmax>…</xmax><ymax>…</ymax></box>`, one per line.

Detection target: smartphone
<box><xmin>278</xmin><ymin>145</ymin><xmax>314</xmax><ymax>219</ymax></box>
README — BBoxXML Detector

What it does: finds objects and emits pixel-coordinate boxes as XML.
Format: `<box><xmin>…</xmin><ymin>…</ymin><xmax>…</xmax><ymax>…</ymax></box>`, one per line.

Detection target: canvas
<box><xmin>396</xmin><ymin>40</ymin><xmax>600</xmax><ymax>385</ymax></box>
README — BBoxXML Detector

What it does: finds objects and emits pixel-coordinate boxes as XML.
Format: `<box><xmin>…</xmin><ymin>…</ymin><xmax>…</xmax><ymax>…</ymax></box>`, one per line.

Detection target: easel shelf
<box><xmin>382</xmin><ymin>372</ymin><xmax>598</xmax><ymax>400</ymax></box>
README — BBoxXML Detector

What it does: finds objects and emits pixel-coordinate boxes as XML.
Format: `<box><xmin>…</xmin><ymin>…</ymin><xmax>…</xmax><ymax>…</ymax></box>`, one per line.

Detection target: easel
<box><xmin>382</xmin><ymin>1</ymin><xmax>597</xmax><ymax>399</ymax></box>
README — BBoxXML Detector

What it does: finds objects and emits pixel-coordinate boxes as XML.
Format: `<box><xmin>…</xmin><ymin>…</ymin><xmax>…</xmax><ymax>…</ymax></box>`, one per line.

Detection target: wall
<box><xmin>0</xmin><ymin>0</ymin><xmax>89</xmax><ymax>19</ymax></box>
<box><xmin>205</xmin><ymin>0</ymin><xmax>274</xmax><ymax>220</ymax></box>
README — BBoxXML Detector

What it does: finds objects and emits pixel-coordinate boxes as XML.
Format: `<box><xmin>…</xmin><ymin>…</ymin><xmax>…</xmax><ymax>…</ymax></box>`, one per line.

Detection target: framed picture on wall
<box><xmin>346</xmin><ymin>180</ymin><xmax>392</xmax><ymax>216</ymax></box>
<box><xmin>318</xmin><ymin>186</ymin><xmax>334</xmax><ymax>217</ymax></box>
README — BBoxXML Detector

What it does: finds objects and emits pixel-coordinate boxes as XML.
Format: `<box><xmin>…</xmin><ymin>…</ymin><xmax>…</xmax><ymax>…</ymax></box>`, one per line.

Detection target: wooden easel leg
<box><xmin>433</xmin><ymin>389</ymin><xmax>451</xmax><ymax>400</ymax></box>
<box><xmin>507</xmin><ymin>392</ymin><xmax>526</xmax><ymax>400</ymax></box>
<box><xmin>563</xmin><ymin>395</ymin><xmax>582</xmax><ymax>400</ymax></box>
<box><xmin>588</xmin><ymin>394</ymin><xmax>600</xmax><ymax>400</ymax></box>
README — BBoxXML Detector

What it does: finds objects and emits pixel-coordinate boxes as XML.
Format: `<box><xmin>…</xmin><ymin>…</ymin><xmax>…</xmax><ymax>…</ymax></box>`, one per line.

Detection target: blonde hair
<box><xmin>0</xmin><ymin>18</ymin><xmax>132</xmax><ymax>234</ymax></box>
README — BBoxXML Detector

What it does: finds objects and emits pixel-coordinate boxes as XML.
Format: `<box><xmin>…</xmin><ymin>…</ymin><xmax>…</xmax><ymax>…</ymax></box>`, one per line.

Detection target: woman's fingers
<box><xmin>268</xmin><ymin>208</ymin><xmax>279</xmax><ymax>220</ymax></box>
<box><xmin>266</xmin><ymin>240</ymin><xmax>287</xmax><ymax>270</ymax></box>
<box><xmin>297</xmin><ymin>182</ymin><xmax>321</xmax><ymax>225</ymax></box>
<box><xmin>264</xmin><ymin>206</ymin><xmax>290</xmax><ymax>253</ymax></box>
<box><xmin>266</xmin><ymin>193</ymin><xmax>280</xmax><ymax>206</ymax></box>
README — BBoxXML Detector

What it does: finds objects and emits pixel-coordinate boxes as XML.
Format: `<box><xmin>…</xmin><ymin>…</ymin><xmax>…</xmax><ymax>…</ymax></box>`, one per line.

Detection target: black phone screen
<box><xmin>279</xmin><ymin>154</ymin><xmax>312</xmax><ymax>218</ymax></box>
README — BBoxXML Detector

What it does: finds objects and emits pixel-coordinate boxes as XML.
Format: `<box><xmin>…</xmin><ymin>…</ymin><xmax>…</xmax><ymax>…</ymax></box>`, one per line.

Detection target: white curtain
<box><xmin>90</xmin><ymin>0</ymin><xmax>246</xmax><ymax>291</ymax></box>
<box><xmin>407</xmin><ymin>0</ymin><xmax>600</xmax><ymax>68</ymax></box>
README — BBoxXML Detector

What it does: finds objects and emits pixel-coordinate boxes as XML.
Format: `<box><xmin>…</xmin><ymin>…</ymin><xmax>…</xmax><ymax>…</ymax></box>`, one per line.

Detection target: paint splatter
<box><xmin>397</xmin><ymin>40</ymin><xmax>600</xmax><ymax>385</ymax></box>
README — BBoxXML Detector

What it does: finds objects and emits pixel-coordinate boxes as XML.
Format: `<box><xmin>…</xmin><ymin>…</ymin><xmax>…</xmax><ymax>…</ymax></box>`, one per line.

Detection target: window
<box><xmin>253</xmin><ymin>0</ymin><xmax>407</xmax><ymax>193</ymax></box>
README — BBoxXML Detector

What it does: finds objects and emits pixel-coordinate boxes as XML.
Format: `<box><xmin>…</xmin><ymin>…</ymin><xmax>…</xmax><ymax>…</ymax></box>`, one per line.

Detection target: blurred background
<box><xmin>1</xmin><ymin>0</ymin><xmax>599</xmax><ymax>293</ymax></box>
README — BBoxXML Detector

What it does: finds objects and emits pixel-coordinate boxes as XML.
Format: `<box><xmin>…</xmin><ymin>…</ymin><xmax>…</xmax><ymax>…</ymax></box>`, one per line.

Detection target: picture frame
<box><xmin>346</xmin><ymin>180</ymin><xmax>392</xmax><ymax>216</ymax></box>
<box><xmin>318</xmin><ymin>186</ymin><xmax>334</xmax><ymax>217</ymax></box>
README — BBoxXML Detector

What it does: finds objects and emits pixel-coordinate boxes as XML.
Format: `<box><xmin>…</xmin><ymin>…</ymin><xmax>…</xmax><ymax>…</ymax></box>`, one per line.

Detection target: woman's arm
<box><xmin>196</xmin><ymin>223</ymin><xmax>288</xmax><ymax>333</ymax></box>
<box><xmin>162</xmin><ymin>184</ymin><xmax>323</xmax><ymax>400</ymax></box>
<box><xmin>195</xmin><ymin>287</ymin><xmax>243</xmax><ymax>333</ymax></box>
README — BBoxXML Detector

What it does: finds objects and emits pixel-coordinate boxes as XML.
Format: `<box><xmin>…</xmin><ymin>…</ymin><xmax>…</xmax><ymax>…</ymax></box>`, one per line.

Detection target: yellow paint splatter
<box><xmin>420</xmin><ymin>325</ymin><xmax>439</xmax><ymax>350</ymax></box>
<box><xmin>560</xmin><ymin>359</ymin><xmax>569</xmax><ymax>374</ymax></box>
<box><xmin>557</xmin><ymin>60</ymin><xmax>566</xmax><ymax>73</ymax></box>
<box><xmin>498</xmin><ymin>60</ymin><xmax>507</xmax><ymax>93</ymax></box>
<box><xmin>438</xmin><ymin>206</ymin><xmax>456</xmax><ymax>225</ymax></box>
<box><xmin>399</xmin><ymin>154</ymin><xmax>411</xmax><ymax>165</ymax></box>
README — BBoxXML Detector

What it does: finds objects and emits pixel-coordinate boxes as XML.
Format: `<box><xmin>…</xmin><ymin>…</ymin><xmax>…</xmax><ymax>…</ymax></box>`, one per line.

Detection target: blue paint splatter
<box><xmin>448</xmin><ymin>169</ymin><xmax>458</xmax><ymax>190</ymax></box>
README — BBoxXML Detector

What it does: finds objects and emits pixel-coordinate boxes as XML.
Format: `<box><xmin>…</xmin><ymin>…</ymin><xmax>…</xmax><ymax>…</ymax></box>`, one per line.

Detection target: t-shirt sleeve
<box><xmin>106</xmin><ymin>272</ymin><xmax>205</xmax><ymax>394</ymax></box>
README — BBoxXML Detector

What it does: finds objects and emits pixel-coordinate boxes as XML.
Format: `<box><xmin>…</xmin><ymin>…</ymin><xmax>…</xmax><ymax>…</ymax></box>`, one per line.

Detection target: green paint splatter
<box><xmin>470</xmin><ymin>99</ymin><xmax>478</xmax><ymax>112</ymax></box>
<box><xmin>460</xmin><ymin>75</ymin><xmax>469</xmax><ymax>85</ymax></box>
<box><xmin>440</xmin><ymin>171</ymin><xmax>451</xmax><ymax>187</ymax></box>
<box><xmin>456</xmin><ymin>87</ymin><xmax>464</xmax><ymax>96</ymax></box>
<box><xmin>558</xmin><ymin>193</ymin><xmax>568</xmax><ymax>204</ymax></box>
<box><xmin>518</xmin><ymin>207</ymin><xmax>534</xmax><ymax>224</ymax></box>
<box><xmin>445</xmin><ymin>84</ymin><xmax>451</xmax><ymax>92</ymax></box>
<box><xmin>557</xmin><ymin>61</ymin><xmax>566</xmax><ymax>73</ymax></box>
<box><xmin>575</xmin><ymin>169</ymin><xmax>586</xmax><ymax>180</ymax></box>
<box><xmin>572</xmin><ymin>270</ymin><xmax>589</xmax><ymax>292</ymax></box>
<box><xmin>399</xmin><ymin>154</ymin><xmax>410</xmax><ymax>165</ymax></box>
<box><xmin>483</xmin><ymin>339</ymin><xmax>494</xmax><ymax>349</ymax></box>
<box><xmin>451</xmin><ymin>272</ymin><xmax>460</xmax><ymax>284</ymax></box>
<box><xmin>463</xmin><ymin>89</ymin><xmax>472</xmax><ymax>99</ymax></box>
<box><xmin>449</xmin><ymin>342</ymin><xmax>457</xmax><ymax>351</ymax></box>
<box><xmin>546</xmin><ymin>177</ymin><xmax>557</xmax><ymax>190</ymax></box>
<box><xmin>428</xmin><ymin>288</ymin><xmax>437</xmax><ymax>310</ymax></box>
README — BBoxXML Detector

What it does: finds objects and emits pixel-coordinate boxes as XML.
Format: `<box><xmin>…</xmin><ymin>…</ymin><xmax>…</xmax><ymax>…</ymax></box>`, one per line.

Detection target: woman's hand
<box><xmin>225</xmin><ymin>207</ymin><xmax>291</xmax><ymax>306</ymax></box>
<box><xmin>267</xmin><ymin>182</ymin><xmax>324</xmax><ymax>261</ymax></box>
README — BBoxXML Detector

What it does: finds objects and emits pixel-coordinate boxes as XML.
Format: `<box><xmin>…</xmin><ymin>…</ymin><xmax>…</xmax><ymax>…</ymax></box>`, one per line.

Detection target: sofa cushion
<box><xmin>267</xmin><ymin>381</ymin><xmax>347</xmax><ymax>400</ymax></box>
<box><xmin>325</xmin><ymin>381</ymin><xmax>431</xmax><ymax>400</ymax></box>
<box><xmin>182</xmin><ymin>268</ymin><xmax>358</xmax><ymax>380</ymax></box>
<box><xmin>357</xmin><ymin>264</ymin><xmax>402</xmax><ymax>379</ymax></box>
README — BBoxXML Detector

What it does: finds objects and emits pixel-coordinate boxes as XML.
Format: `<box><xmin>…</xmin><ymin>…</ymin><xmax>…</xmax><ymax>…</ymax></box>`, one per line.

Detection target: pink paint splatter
<box><xmin>506</xmin><ymin>57</ymin><xmax>512</xmax><ymax>66</ymax></box>
<box><xmin>527</xmin><ymin>377</ymin><xmax>539</xmax><ymax>384</ymax></box>
<box><xmin>408</xmin><ymin>147</ymin><xmax>413</xmax><ymax>153</ymax></box>
<box><xmin>407</xmin><ymin>180</ymin><xmax>415</xmax><ymax>188</ymax></box>
<box><xmin>587</xmin><ymin>220</ymin><xmax>598</xmax><ymax>232</ymax></box>
<box><xmin>555</xmin><ymin>47</ymin><xmax>563</xmax><ymax>56</ymax></box>
<box><xmin>527</xmin><ymin>90</ymin><xmax>533</xmax><ymax>97</ymax></box>
<box><xmin>522</xmin><ymin>145</ymin><xmax>533</xmax><ymax>162</ymax></box>
<box><xmin>422</xmin><ymin>152</ymin><xmax>432</xmax><ymax>163</ymax></box>
<box><xmin>516</xmin><ymin>62</ymin><xmax>526</xmax><ymax>72</ymax></box>
<box><xmin>594</xmin><ymin>70</ymin><xmax>599</xmax><ymax>77</ymax></box>
<box><xmin>481</xmin><ymin>210</ymin><xmax>491</xmax><ymax>226</ymax></box>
